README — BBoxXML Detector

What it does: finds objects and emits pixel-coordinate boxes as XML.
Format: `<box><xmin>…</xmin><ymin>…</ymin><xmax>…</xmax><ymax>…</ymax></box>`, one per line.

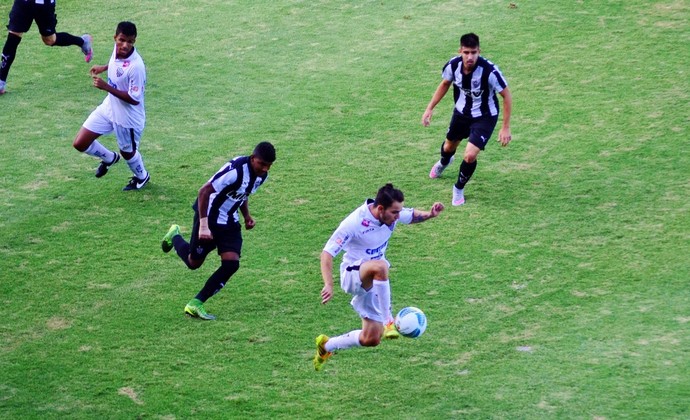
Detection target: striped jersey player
<box><xmin>423</xmin><ymin>32</ymin><xmax>513</xmax><ymax>206</ymax></box>
<box><xmin>161</xmin><ymin>142</ymin><xmax>276</xmax><ymax>321</ymax></box>
<box><xmin>313</xmin><ymin>184</ymin><xmax>444</xmax><ymax>370</ymax></box>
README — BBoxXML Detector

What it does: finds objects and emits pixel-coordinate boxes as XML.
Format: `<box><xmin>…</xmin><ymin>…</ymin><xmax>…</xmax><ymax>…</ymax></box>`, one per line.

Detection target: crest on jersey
<box><xmin>473</xmin><ymin>80</ymin><xmax>480</xmax><ymax>88</ymax></box>
<box><xmin>123</xmin><ymin>61</ymin><xmax>130</xmax><ymax>68</ymax></box>
<box><xmin>361</xmin><ymin>219</ymin><xmax>370</xmax><ymax>227</ymax></box>
<box><xmin>116</xmin><ymin>68</ymin><xmax>124</xmax><ymax>77</ymax></box>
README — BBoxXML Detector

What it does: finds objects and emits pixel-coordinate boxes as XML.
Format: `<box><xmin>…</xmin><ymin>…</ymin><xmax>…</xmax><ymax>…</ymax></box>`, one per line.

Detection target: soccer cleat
<box><xmin>0</xmin><ymin>80</ymin><xmax>6</xmax><ymax>95</ymax></box>
<box><xmin>452</xmin><ymin>185</ymin><xmax>465</xmax><ymax>206</ymax></box>
<box><xmin>95</xmin><ymin>153</ymin><xmax>120</xmax><ymax>178</ymax></box>
<box><xmin>184</xmin><ymin>300</ymin><xmax>216</xmax><ymax>320</ymax></box>
<box><xmin>313</xmin><ymin>334</ymin><xmax>332</xmax><ymax>371</ymax></box>
<box><xmin>81</xmin><ymin>34</ymin><xmax>93</xmax><ymax>63</ymax></box>
<box><xmin>161</xmin><ymin>224</ymin><xmax>181</xmax><ymax>253</ymax></box>
<box><xmin>383</xmin><ymin>322</ymin><xmax>401</xmax><ymax>340</ymax></box>
<box><xmin>123</xmin><ymin>173</ymin><xmax>150</xmax><ymax>191</ymax></box>
<box><xmin>429</xmin><ymin>156</ymin><xmax>455</xmax><ymax>179</ymax></box>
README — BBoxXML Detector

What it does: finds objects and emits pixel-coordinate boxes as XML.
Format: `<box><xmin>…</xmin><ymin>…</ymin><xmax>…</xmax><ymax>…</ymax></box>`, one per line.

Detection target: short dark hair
<box><xmin>460</xmin><ymin>33</ymin><xmax>479</xmax><ymax>48</ymax></box>
<box><xmin>253</xmin><ymin>142</ymin><xmax>276</xmax><ymax>163</ymax></box>
<box><xmin>116</xmin><ymin>21</ymin><xmax>137</xmax><ymax>38</ymax></box>
<box><xmin>374</xmin><ymin>183</ymin><xmax>404</xmax><ymax>209</ymax></box>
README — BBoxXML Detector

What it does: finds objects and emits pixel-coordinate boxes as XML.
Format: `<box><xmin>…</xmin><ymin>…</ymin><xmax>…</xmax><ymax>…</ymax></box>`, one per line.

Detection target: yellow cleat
<box><xmin>313</xmin><ymin>334</ymin><xmax>332</xmax><ymax>371</ymax></box>
<box><xmin>383</xmin><ymin>322</ymin><xmax>400</xmax><ymax>340</ymax></box>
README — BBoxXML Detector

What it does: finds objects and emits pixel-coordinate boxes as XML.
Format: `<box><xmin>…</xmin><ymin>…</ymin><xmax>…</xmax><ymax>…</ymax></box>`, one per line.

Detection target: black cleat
<box><xmin>95</xmin><ymin>153</ymin><xmax>120</xmax><ymax>178</ymax></box>
<box><xmin>123</xmin><ymin>173</ymin><xmax>150</xmax><ymax>191</ymax></box>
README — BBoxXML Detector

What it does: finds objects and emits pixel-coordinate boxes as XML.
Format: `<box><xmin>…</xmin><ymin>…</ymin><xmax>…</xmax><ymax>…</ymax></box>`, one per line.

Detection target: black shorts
<box><xmin>446</xmin><ymin>112</ymin><xmax>499</xmax><ymax>150</ymax></box>
<box><xmin>7</xmin><ymin>0</ymin><xmax>58</xmax><ymax>36</ymax></box>
<box><xmin>189</xmin><ymin>208</ymin><xmax>243</xmax><ymax>262</ymax></box>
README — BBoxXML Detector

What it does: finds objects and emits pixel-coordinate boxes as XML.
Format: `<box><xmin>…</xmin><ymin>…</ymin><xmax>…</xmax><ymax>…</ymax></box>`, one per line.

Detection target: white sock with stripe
<box><xmin>125</xmin><ymin>151</ymin><xmax>148</xmax><ymax>179</ymax></box>
<box><xmin>84</xmin><ymin>141</ymin><xmax>115</xmax><ymax>162</ymax></box>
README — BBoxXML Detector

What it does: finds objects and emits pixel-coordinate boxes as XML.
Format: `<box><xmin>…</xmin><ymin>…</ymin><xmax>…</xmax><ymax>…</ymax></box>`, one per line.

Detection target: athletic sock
<box><xmin>456</xmin><ymin>159</ymin><xmax>477</xmax><ymax>189</ymax></box>
<box><xmin>84</xmin><ymin>141</ymin><xmax>115</xmax><ymax>161</ymax></box>
<box><xmin>195</xmin><ymin>260</ymin><xmax>240</xmax><ymax>302</ymax></box>
<box><xmin>53</xmin><ymin>32</ymin><xmax>83</xmax><ymax>47</ymax></box>
<box><xmin>325</xmin><ymin>330</ymin><xmax>362</xmax><ymax>352</ymax></box>
<box><xmin>440</xmin><ymin>142</ymin><xmax>455</xmax><ymax>166</ymax></box>
<box><xmin>1</xmin><ymin>33</ymin><xmax>22</xmax><ymax>82</ymax></box>
<box><xmin>126</xmin><ymin>151</ymin><xmax>148</xmax><ymax>180</ymax></box>
<box><xmin>373</xmin><ymin>279</ymin><xmax>393</xmax><ymax>323</ymax></box>
<box><xmin>172</xmin><ymin>235</ymin><xmax>194</xmax><ymax>269</ymax></box>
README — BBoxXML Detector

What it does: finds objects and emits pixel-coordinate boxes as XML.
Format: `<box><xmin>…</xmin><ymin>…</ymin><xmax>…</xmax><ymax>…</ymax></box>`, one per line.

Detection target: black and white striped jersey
<box><xmin>442</xmin><ymin>56</ymin><xmax>508</xmax><ymax>118</ymax></box>
<box><xmin>204</xmin><ymin>156</ymin><xmax>268</xmax><ymax>225</ymax></box>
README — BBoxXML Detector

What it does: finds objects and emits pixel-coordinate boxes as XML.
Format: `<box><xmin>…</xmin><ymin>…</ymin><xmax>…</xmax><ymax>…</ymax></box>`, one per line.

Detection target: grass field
<box><xmin>1</xmin><ymin>0</ymin><xmax>689</xmax><ymax>418</ymax></box>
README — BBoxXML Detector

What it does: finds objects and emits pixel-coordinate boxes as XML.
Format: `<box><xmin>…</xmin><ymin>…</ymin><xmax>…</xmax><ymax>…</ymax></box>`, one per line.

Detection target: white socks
<box><xmin>325</xmin><ymin>330</ymin><xmax>362</xmax><ymax>352</ymax></box>
<box><xmin>84</xmin><ymin>141</ymin><xmax>115</xmax><ymax>162</ymax></box>
<box><xmin>373</xmin><ymin>279</ymin><xmax>393</xmax><ymax>323</ymax></box>
<box><xmin>125</xmin><ymin>151</ymin><xmax>148</xmax><ymax>179</ymax></box>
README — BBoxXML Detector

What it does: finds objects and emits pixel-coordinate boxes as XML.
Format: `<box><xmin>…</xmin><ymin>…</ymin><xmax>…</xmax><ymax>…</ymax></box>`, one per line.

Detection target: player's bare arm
<box><xmin>320</xmin><ymin>251</ymin><xmax>335</xmax><ymax>304</ymax></box>
<box><xmin>90</xmin><ymin>64</ymin><xmax>108</xmax><ymax>76</ymax></box>
<box><xmin>91</xmin><ymin>75</ymin><xmax>140</xmax><ymax>105</ymax></box>
<box><xmin>197</xmin><ymin>182</ymin><xmax>215</xmax><ymax>241</ymax></box>
<box><xmin>411</xmin><ymin>202</ymin><xmax>445</xmax><ymax>223</ymax></box>
<box><xmin>240</xmin><ymin>201</ymin><xmax>255</xmax><ymax>230</ymax></box>
<box><xmin>498</xmin><ymin>87</ymin><xmax>512</xmax><ymax>146</ymax></box>
<box><xmin>422</xmin><ymin>79</ymin><xmax>452</xmax><ymax>126</ymax></box>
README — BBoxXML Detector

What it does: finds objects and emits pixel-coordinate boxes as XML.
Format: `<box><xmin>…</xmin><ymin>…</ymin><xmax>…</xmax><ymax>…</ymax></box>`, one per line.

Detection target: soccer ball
<box><xmin>394</xmin><ymin>306</ymin><xmax>427</xmax><ymax>338</ymax></box>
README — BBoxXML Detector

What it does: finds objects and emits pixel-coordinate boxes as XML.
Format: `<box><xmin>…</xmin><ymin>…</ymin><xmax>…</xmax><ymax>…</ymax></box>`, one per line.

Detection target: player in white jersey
<box><xmin>72</xmin><ymin>21</ymin><xmax>150</xmax><ymax>191</ymax></box>
<box><xmin>0</xmin><ymin>0</ymin><xmax>93</xmax><ymax>95</ymax></box>
<box><xmin>313</xmin><ymin>184</ymin><xmax>444</xmax><ymax>370</ymax></box>
<box><xmin>422</xmin><ymin>33</ymin><xmax>513</xmax><ymax>206</ymax></box>
<box><xmin>160</xmin><ymin>142</ymin><xmax>276</xmax><ymax>321</ymax></box>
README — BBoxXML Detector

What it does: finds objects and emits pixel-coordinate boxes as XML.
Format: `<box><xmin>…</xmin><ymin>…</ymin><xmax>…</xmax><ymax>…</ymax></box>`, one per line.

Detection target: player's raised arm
<box><xmin>411</xmin><ymin>202</ymin><xmax>445</xmax><ymax>223</ymax></box>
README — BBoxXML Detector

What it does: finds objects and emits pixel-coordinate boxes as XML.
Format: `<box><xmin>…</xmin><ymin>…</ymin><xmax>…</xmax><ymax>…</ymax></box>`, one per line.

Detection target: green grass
<box><xmin>1</xmin><ymin>0</ymin><xmax>689</xmax><ymax>418</ymax></box>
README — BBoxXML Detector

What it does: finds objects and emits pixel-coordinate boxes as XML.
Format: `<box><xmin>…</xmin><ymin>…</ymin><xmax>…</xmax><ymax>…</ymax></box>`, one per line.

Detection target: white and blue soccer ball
<box><xmin>394</xmin><ymin>306</ymin><xmax>427</xmax><ymax>338</ymax></box>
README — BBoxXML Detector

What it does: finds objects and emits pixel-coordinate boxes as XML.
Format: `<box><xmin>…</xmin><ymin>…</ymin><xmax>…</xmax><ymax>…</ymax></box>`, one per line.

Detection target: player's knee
<box><xmin>72</xmin><ymin>139</ymin><xmax>87</xmax><ymax>152</ymax></box>
<box><xmin>464</xmin><ymin>152</ymin><xmax>478</xmax><ymax>163</ymax></box>
<box><xmin>220</xmin><ymin>259</ymin><xmax>240</xmax><ymax>277</ymax></box>
<box><xmin>41</xmin><ymin>36</ymin><xmax>55</xmax><ymax>46</ymax></box>
<box><xmin>369</xmin><ymin>260</ymin><xmax>389</xmax><ymax>279</ymax></box>
<box><xmin>186</xmin><ymin>257</ymin><xmax>203</xmax><ymax>270</ymax></box>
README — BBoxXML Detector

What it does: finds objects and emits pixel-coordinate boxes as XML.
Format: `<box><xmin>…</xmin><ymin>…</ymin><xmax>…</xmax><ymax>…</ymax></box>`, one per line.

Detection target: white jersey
<box><xmin>101</xmin><ymin>45</ymin><xmax>146</xmax><ymax>129</ymax></box>
<box><xmin>323</xmin><ymin>200</ymin><xmax>414</xmax><ymax>272</ymax></box>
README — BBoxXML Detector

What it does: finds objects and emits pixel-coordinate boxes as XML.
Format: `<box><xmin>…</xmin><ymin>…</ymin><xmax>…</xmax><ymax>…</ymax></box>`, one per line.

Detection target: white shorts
<box><xmin>340</xmin><ymin>262</ymin><xmax>386</xmax><ymax>323</ymax></box>
<box><xmin>83</xmin><ymin>103</ymin><xmax>143</xmax><ymax>153</ymax></box>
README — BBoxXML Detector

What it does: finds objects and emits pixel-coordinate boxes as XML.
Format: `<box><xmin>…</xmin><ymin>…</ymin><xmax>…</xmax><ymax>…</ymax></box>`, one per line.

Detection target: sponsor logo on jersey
<box><xmin>460</xmin><ymin>87</ymin><xmax>483</xmax><ymax>98</ymax></box>
<box><xmin>365</xmin><ymin>241</ymin><xmax>388</xmax><ymax>255</ymax></box>
<box><xmin>226</xmin><ymin>191</ymin><xmax>249</xmax><ymax>201</ymax></box>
